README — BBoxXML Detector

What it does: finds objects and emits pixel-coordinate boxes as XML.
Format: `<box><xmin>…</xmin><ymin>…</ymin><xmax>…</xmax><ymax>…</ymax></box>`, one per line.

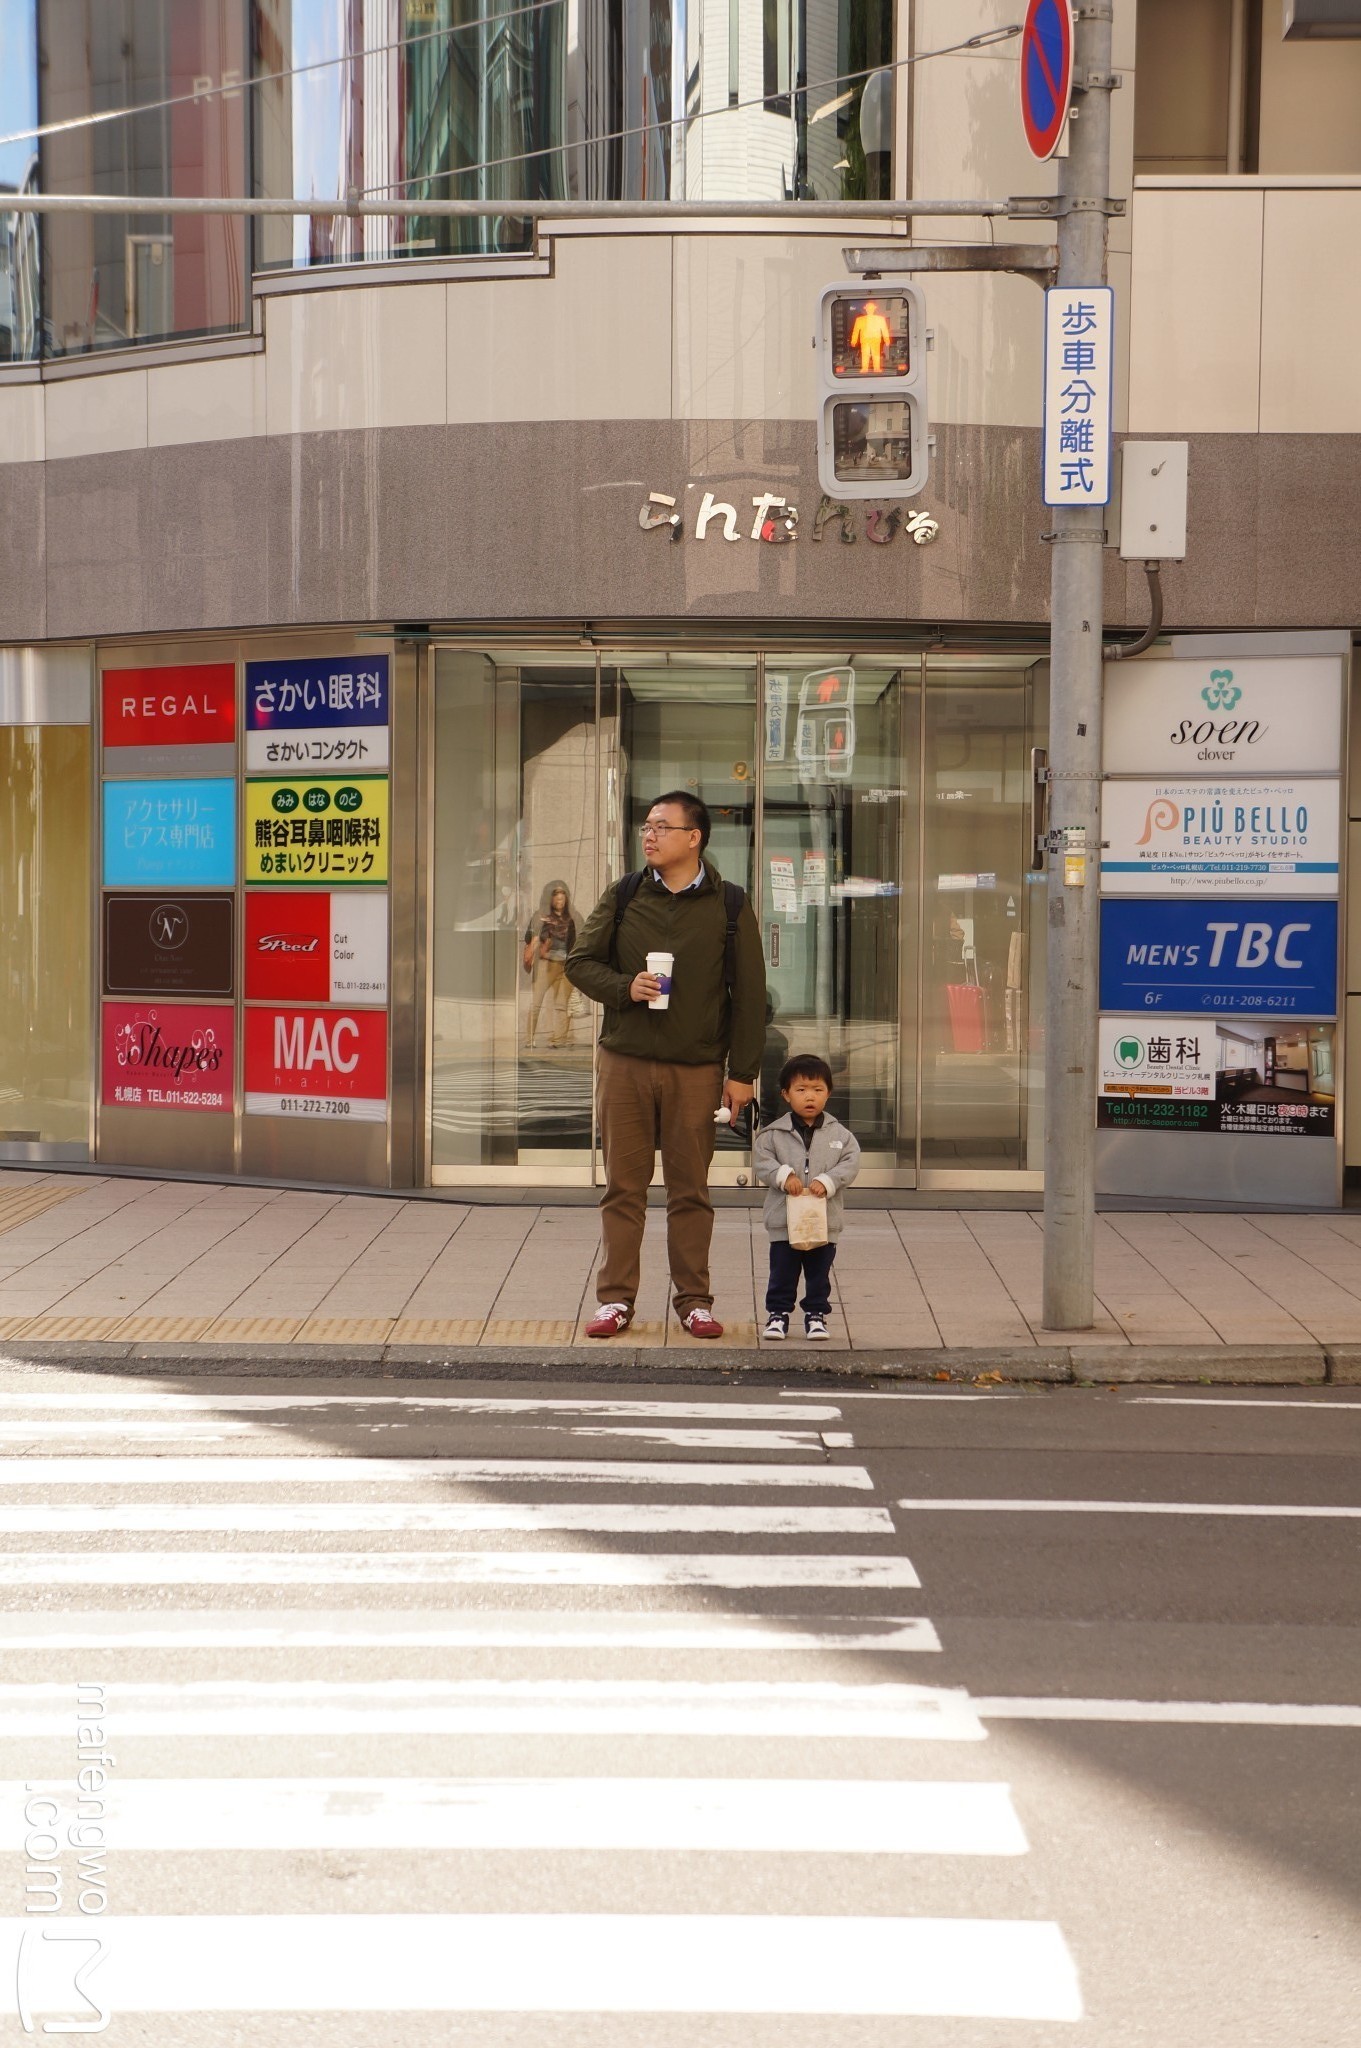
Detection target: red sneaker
<box><xmin>585</xmin><ymin>1302</ymin><xmax>633</xmax><ymax>1339</ymax></box>
<box><xmin>682</xmin><ymin>1308</ymin><xmax>724</xmax><ymax>1340</ymax></box>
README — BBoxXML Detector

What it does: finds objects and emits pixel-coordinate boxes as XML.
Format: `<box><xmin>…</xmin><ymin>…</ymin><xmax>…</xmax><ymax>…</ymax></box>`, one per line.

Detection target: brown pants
<box><xmin>596</xmin><ymin>1047</ymin><xmax>723</xmax><ymax>1315</ymax></box>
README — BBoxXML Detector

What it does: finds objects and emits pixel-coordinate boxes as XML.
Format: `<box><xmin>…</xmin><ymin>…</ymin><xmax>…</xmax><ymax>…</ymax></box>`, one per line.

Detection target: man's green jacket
<box><xmin>566</xmin><ymin>861</ymin><xmax>767</xmax><ymax>1081</ymax></box>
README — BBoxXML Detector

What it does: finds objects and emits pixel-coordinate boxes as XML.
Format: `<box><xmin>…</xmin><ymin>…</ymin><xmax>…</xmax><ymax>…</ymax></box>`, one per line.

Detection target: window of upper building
<box><xmin>1135</xmin><ymin>0</ymin><xmax>1361</xmax><ymax>178</ymax></box>
<box><xmin>251</xmin><ymin>0</ymin><xmax>897</xmax><ymax>268</ymax></box>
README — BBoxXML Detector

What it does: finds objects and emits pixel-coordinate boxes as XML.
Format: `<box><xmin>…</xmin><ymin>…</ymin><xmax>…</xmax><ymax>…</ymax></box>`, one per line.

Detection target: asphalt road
<box><xmin>2</xmin><ymin>1369</ymin><xmax>1358</xmax><ymax>2046</ymax></box>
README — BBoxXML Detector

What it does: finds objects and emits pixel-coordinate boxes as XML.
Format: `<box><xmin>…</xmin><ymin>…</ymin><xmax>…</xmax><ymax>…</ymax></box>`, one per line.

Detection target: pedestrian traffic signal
<box><xmin>816</xmin><ymin>282</ymin><xmax>928</xmax><ymax>500</ymax></box>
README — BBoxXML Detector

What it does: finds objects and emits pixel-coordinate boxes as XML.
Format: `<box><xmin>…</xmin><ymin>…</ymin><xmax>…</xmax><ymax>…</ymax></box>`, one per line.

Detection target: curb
<box><xmin>0</xmin><ymin>1338</ymin><xmax>1346</xmax><ymax>1384</ymax></box>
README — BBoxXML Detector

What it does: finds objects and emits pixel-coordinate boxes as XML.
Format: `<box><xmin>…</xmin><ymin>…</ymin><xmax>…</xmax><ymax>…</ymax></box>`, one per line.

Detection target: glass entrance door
<box><xmin>918</xmin><ymin>660</ymin><xmax>1047</xmax><ymax>1180</ymax></box>
<box><xmin>428</xmin><ymin>644</ymin><xmax>1047</xmax><ymax>1189</ymax></box>
<box><xmin>759</xmin><ymin>657</ymin><xmax>919</xmax><ymax>1172</ymax></box>
<box><xmin>602</xmin><ymin>657</ymin><xmax>758</xmax><ymax>1177</ymax></box>
<box><xmin>429</xmin><ymin>649</ymin><xmax>598</xmax><ymax>1180</ymax></box>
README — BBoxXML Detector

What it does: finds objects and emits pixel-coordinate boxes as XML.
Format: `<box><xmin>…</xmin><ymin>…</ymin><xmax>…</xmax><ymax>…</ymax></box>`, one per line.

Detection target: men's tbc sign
<box><xmin>1100</xmin><ymin>899</ymin><xmax>1338</xmax><ymax>1014</ymax></box>
<box><xmin>245</xmin><ymin>1008</ymin><xmax>388</xmax><ymax>1122</ymax></box>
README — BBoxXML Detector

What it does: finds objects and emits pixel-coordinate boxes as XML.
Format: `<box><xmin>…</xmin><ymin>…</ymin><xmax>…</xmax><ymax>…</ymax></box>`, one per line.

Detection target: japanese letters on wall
<box><xmin>1099</xmin><ymin>653</ymin><xmax>1343</xmax><ymax>1150</ymax></box>
<box><xmin>99</xmin><ymin>666</ymin><xmax>237</xmax><ymax>1113</ymax></box>
<box><xmin>243</xmin><ymin>656</ymin><xmax>390</xmax><ymax>1124</ymax></box>
<box><xmin>98</xmin><ymin>654</ymin><xmax>392</xmax><ymax>1130</ymax></box>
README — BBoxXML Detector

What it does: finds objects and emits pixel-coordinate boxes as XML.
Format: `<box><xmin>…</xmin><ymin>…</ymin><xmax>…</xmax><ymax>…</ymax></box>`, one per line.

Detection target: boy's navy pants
<box><xmin>765</xmin><ymin>1240</ymin><xmax>837</xmax><ymax>1316</ymax></box>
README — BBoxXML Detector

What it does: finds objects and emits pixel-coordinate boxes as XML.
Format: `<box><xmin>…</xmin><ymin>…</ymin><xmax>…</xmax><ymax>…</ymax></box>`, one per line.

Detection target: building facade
<box><xmin>2</xmin><ymin>1</ymin><xmax>1360</xmax><ymax>1202</ymax></box>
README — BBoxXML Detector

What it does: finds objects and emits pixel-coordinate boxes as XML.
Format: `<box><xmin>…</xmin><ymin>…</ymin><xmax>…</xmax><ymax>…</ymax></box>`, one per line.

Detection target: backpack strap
<box><xmin>608</xmin><ymin>869</ymin><xmax>645</xmax><ymax>968</ymax></box>
<box><xmin>609</xmin><ymin>867</ymin><xmax>746</xmax><ymax>994</ymax></box>
<box><xmin>721</xmin><ymin>879</ymin><xmax>745</xmax><ymax>995</ymax></box>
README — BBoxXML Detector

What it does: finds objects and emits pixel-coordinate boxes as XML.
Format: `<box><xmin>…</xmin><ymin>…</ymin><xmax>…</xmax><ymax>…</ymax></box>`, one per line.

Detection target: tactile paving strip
<box><xmin>204</xmin><ymin>1317</ymin><xmax>305</xmax><ymax>1344</ymax></box>
<box><xmin>18</xmin><ymin>1315</ymin><xmax>126</xmax><ymax>1341</ymax></box>
<box><xmin>482</xmin><ymin>1319</ymin><xmax>577</xmax><ymax>1345</ymax></box>
<box><xmin>113</xmin><ymin>1316</ymin><xmax>214</xmax><ymax>1343</ymax></box>
<box><xmin>388</xmin><ymin>1319</ymin><xmax>486</xmax><ymax>1346</ymax></box>
<box><xmin>0</xmin><ymin>1181</ymin><xmax>81</xmax><ymax>1238</ymax></box>
<box><xmin>297</xmin><ymin>1318</ymin><xmax>397</xmax><ymax>1345</ymax></box>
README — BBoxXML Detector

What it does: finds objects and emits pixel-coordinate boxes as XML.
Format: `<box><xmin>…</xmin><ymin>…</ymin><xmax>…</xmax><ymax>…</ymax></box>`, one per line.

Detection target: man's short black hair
<box><xmin>650</xmin><ymin>790</ymin><xmax>711</xmax><ymax>849</ymax></box>
<box><xmin>779</xmin><ymin>1053</ymin><xmax>833</xmax><ymax>1093</ymax></box>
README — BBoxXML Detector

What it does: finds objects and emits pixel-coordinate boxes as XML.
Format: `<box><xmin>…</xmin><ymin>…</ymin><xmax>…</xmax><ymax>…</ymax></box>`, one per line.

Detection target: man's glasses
<box><xmin>641</xmin><ymin>823</ymin><xmax>693</xmax><ymax>838</ymax></box>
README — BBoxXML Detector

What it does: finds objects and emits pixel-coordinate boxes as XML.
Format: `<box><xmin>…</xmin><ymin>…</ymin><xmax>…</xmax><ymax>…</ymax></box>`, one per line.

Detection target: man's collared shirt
<box><xmin>651</xmin><ymin>866</ymin><xmax>705</xmax><ymax>894</ymax></box>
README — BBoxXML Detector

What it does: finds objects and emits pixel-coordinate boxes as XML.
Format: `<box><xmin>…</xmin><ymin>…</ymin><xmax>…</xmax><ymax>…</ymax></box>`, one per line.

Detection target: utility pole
<box><xmin>1041</xmin><ymin>2</ymin><xmax>1115</xmax><ymax>1329</ymax></box>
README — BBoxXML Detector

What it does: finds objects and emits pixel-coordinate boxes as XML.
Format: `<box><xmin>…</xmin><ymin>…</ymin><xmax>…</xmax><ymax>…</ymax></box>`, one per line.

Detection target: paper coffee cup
<box><xmin>646</xmin><ymin>950</ymin><xmax>674</xmax><ymax>1010</ymax></box>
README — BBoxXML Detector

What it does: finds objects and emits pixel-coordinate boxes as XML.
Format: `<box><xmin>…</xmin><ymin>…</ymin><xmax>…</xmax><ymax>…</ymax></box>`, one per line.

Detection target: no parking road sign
<box><xmin>1020</xmin><ymin>0</ymin><xmax>1074</xmax><ymax>161</ymax></box>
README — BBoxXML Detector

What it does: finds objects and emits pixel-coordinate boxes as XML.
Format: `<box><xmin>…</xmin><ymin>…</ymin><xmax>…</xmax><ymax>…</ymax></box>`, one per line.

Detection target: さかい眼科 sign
<box><xmin>245</xmin><ymin>655</ymin><xmax>390</xmax><ymax>773</ymax></box>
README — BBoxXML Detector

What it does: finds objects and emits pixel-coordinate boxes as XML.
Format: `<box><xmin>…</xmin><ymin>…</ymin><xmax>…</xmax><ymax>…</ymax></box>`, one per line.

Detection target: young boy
<box><xmin>753</xmin><ymin>1054</ymin><xmax>861</xmax><ymax>1340</ymax></box>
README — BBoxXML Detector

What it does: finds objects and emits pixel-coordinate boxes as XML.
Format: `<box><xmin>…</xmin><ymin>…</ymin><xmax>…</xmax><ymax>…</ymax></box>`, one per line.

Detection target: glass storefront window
<box><xmin>253</xmin><ymin>0</ymin><xmax>896</xmax><ymax>271</ymax></box>
<box><xmin>919</xmin><ymin>661</ymin><xmax>1047</xmax><ymax>1174</ymax></box>
<box><xmin>36</xmin><ymin>0</ymin><xmax>249</xmax><ymax>356</ymax></box>
<box><xmin>0</xmin><ymin>0</ymin><xmax>40</xmax><ymax>362</ymax></box>
<box><xmin>430</xmin><ymin>649</ymin><xmax>597</xmax><ymax>1173</ymax></box>
<box><xmin>0</xmin><ymin>722</ymin><xmax>91</xmax><ymax>1152</ymax></box>
<box><xmin>604</xmin><ymin>657</ymin><xmax>757</xmax><ymax>1160</ymax></box>
<box><xmin>430</xmin><ymin>643</ymin><xmax>1047</xmax><ymax>1189</ymax></box>
<box><xmin>760</xmin><ymin>656</ymin><xmax>917</xmax><ymax>1165</ymax></box>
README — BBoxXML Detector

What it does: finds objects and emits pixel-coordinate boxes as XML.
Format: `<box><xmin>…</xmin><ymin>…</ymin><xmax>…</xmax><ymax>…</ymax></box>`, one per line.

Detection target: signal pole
<box><xmin>1042</xmin><ymin>2</ymin><xmax>1116</xmax><ymax>1329</ymax></box>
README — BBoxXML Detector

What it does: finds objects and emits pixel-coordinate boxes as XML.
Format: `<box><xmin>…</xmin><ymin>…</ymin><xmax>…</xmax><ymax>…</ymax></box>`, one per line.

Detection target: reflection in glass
<box><xmin>0</xmin><ymin>725</ymin><xmax>91</xmax><ymax>1150</ymax></box>
<box><xmin>37</xmin><ymin>0</ymin><xmax>248</xmax><ymax>355</ymax></box>
<box><xmin>431</xmin><ymin>651</ymin><xmax>595</xmax><ymax>1170</ymax></box>
<box><xmin>829</xmin><ymin>398</ymin><xmax>917</xmax><ymax>486</ymax></box>
<box><xmin>0</xmin><ymin>0</ymin><xmax>40</xmax><ymax>362</ymax></box>
<box><xmin>253</xmin><ymin>0</ymin><xmax>895</xmax><ymax>269</ymax></box>
<box><xmin>761</xmin><ymin>659</ymin><xmax>914</xmax><ymax>1163</ymax></box>
<box><xmin>919</xmin><ymin>665</ymin><xmax>1046</xmax><ymax>1171</ymax></box>
<box><xmin>604</xmin><ymin>659</ymin><xmax>756</xmax><ymax>1156</ymax></box>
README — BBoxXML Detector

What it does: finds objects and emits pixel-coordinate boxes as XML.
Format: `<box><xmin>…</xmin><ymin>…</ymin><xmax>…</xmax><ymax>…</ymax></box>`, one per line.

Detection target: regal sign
<box><xmin>102</xmin><ymin>665</ymin><xmax>235</xmax><ymax>749</ymax></box>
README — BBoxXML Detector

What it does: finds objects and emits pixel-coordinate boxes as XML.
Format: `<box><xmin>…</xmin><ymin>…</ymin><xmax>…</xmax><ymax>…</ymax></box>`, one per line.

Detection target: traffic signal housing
<box><xmin>816</xmin><ymin>282</ymin><xmax>928</xmax><ymax>500</ymax></box>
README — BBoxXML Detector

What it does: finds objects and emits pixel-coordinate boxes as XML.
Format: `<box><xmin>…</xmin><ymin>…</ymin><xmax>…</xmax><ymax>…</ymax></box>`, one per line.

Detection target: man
<box><xmin>566</xmin><ymin>792</ymin><xmax>766</xmax><ymax>1339</ymax></box>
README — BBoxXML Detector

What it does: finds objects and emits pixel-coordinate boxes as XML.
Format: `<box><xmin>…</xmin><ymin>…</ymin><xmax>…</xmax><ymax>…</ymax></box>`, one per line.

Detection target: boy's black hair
<box><xmin>779</xmin><ymin>1053</ymin><xmax>833</xmax><ymax>1093</ymax></box>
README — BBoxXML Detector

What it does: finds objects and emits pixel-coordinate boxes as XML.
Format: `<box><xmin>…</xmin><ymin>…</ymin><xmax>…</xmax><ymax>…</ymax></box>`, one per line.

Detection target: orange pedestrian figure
<box><xmin>848</xmin><ymin>297</ymin><xmax>892</xmax><ymax>373</ymax></box>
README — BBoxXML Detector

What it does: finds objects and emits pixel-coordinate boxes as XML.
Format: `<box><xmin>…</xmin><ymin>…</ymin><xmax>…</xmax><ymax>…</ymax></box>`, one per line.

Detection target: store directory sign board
<box><xmin>244</xmin><ymin>1007</ymin><xmax>388</xmax><ymax>1121</ymax></box>
<box><xmin>1099</xmin><ymin>899</ymin><xmax>1338</xmax><ymax>1015</ymax></box>
<box><xmin>1103</xmin><ymin>656</ymin><xmax>1342</xmax><ymax>775</ymax></box>
<box><xmin>245</xmin><ymin>777</ymin><xmax>388</xmax><ymax>884</ymax></box>
<box><xmin>1098</xmin><ymin>1017</ymin><xmax>1335</xmax><ymax>1140</ymax></box>
<box><xmin>1101</xmin><ymin>781</ymin><xmax>1339</xmax><ymax>895</ymax></box>
<box><xmin>244</xmin><ymin>891</ymin><xmax>387</xmax><ymax>1005</ymax></box>
<box><xmin>102</xmin><ymin>1002</ymin><xmax>234</xmax><ymax>1113</ymax></box>
<box><xmin>102</xmin><ymin>665</ymin><xmax>236</xmax><ymax>749</ymax></box>
<box><xmin>104</xmin><ymin>894</ymin><xmax>235</xmax><ymax>997</ymax></box>
<box><xmin>102</xmin><ymin>777</ymin><xmax>236</xmax><ymax>888</ymax></box>
<box><xmin>245</xmin><ymin>656</ymin><xmax>390</xmax><ymax>772</ymax></box>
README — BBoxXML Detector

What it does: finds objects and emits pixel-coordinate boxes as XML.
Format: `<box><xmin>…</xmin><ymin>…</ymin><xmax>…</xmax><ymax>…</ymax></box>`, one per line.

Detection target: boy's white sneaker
<box><xmin>762</xmin><ymin>1313</ymin><xmax>789</xmax><ymax>1341</ymax></box>
<box><xmin>804</xmin><ymin>1315</ymin><xmax>829</xmax><ymax>1340</ymax></box>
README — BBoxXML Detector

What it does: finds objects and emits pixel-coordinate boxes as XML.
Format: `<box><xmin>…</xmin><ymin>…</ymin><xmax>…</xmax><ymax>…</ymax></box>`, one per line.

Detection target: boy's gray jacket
<box><xmin>753</xmin><ymin>1111</ymin><xmax>862</xmax><ymax>1240</ymax></box>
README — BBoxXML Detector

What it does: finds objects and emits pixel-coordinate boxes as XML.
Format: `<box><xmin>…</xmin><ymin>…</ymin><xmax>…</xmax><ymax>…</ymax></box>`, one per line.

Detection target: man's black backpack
<box><xmin>608</xmin><ymin>869</ymin><xmax>747</xmax><ymax>993</ymax></box>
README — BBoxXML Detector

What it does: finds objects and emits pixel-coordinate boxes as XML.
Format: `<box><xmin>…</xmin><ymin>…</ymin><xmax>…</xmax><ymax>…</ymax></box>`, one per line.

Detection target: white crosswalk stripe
<box><xmin>0</xmin><ymin>1381</ymin><xmax>1084</xmax><ymax>2033</ymax></box>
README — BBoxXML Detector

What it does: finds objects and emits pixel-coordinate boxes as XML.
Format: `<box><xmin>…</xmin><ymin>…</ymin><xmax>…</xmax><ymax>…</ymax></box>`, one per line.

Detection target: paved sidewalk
<box><xmin>1</xmin><ymin>1170</ymin><xmax>1360</xmax><ymax>1381</ymax></box>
